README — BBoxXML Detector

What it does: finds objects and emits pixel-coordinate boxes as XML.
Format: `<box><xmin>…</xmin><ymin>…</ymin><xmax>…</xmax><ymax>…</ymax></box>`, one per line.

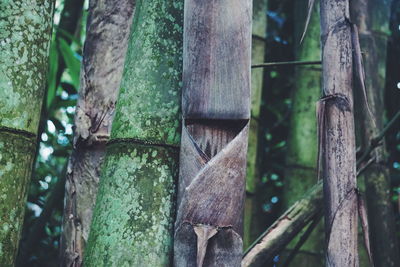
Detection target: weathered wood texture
<box><xmin>242</xmin><ymin>181</ymin><xmax>323</xmax><ymax>267</ymax></box>
<box><xmin>350</xmin><ymin>0</ymin><xmax>399</xmax><ymax>266</ymax></box>
<box><xmin>60</xmin><ymin>0</ymin><xmax>134</xmax><ymax>266</ymax></box>
<box><xmin>282</xmin><ymin>1</ymin><xmax>323</xmax><ymax>266</ymax></box>
<box><xmin>84</xmin><ymin>0</ymin><xmax>183</xmax><ymax>266</ymax></box>
<box><xmin>174</xmin><ymin>0</ymin><xmax>252</xmax><ymax>266</ymax></box>
<box><xmin>0</xmin><ymin>1</ymin><xmax>53</xmax><ymax>266</ymax></box>
<box><xmin>319</xmin><ymin>0</ymin><xmax>358</xmax><ymax>266</ymax></box>
<box><xmin>244</xmin><ymin>0</ymin><xmax>268</xmax><ymax>249</ymax></box>
<box><xmin>182</xmin><ymin>0</ymin><xmax>251</xmax><ymax>120</ymax></box>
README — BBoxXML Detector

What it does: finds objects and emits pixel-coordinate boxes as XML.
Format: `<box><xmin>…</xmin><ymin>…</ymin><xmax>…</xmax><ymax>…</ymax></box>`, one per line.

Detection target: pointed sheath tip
<box><xmin>193</xmin><ymin>224</ymin><xmax>218</xmax><ymax>267</ymax></box>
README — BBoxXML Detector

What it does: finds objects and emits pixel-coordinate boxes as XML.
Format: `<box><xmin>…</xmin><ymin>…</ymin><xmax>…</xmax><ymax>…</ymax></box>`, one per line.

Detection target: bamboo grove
<box><xmin>0</xmin><ymin>0</ymin><xmax>400</xmax><ymax>266</ymax></box>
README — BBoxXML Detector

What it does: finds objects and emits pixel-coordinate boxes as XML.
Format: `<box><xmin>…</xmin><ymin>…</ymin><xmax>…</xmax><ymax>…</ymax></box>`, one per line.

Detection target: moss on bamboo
<box><xmin>0</xmin><ymin>1</ymin><xmax>53</xmax><ymax>265</ymax></box>
<box><xmin>84</xmin><ymin>0</ymin><xmax>183</xmax><ymax>265</ymax></box>
<box><xmin>0</xmin><ymin>0</ymin><xmax>53</xmax><ymax>132</ymax></box>
<box><xmin>0</xmin><ymin>132</ymin><xmax>36</xmax><ymax>265</ymax></box>
<box><xmin>84</xmin><ymin>143</ymin><xmax>178</xmax><ymax>266</ymax></box>
<box><xmin>111</xmin><ymin>0</ymin><xmax>183</xmax><ymax>145</ymax></box>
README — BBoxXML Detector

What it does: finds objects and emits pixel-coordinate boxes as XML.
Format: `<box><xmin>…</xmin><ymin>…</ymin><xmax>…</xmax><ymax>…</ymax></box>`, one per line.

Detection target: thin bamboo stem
<box><xmin>251</xmin><ymin>60</ymin><xmax>321</xmax><ymax>68</ymax></box>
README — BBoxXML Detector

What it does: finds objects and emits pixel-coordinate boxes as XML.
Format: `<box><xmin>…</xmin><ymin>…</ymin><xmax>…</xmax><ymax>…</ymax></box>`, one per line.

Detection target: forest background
<box><xmin>9</xmin><ymin>0</ymin><xmax>400</xmax><ymax>266</ymax></box>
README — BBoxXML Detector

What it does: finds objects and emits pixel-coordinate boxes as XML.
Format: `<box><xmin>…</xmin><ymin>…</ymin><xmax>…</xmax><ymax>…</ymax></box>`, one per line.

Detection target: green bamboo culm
<box><xmin>244</xmin><ymin>0</ymin><xmax>268</xmax><ymax>250</ymax></box>
<box><xmin>84</xmin><ymin>0</ymin><xmax>183</xmax><ymax>266</ymax></box>
<box><xmin>0</xmin><ymin>1</ymin><xmax>54</xmax><ymax>266</ymax></box>
<box><xmin>282</xmin><ymin>1</ymin><xmax>324</xmax><ymax>266</ymax></box>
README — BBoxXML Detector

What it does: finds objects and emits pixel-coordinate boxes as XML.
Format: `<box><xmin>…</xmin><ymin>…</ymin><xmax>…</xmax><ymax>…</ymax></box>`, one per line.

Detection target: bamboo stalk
<box><xmin>60</xmin><ymin>0</ymin><xmax>134</xmax><ymax>266</ymax></box>
<box><xmin>0</xmin><ymin>1</ymin><xmax>54</xmax><ymax>265</ymax></box>
<box><xmin>174</xmin><ymin>0</ymin><xmax>252</xmax><ymax>265</ymax></box>
<box><xmin>244</xmin><ymin>0</ymin><xmax>268</xmax><ymax>249</ymax></box>
<box><xmin>318</xmin><ymin>1</ymin><xmax>359</xmax><ymax>265</ymax></box>
<box><xmin>84</xmin><ymin>0</ymin><xmax>183</xmax><ymax>265</ymax></box>
<box><xmin>251</xmin><ymin>60</ymin><xmax>321</xmax><ymax>68</ymax></box>
<box><xmin>281</xmin><ymin>0</ymin><xmax>324</xmax><ymax>265</ymax></box>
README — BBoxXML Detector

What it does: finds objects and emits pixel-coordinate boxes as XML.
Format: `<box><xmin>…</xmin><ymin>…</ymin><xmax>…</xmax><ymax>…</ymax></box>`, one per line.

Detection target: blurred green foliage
<box><xmin>16</xmin><ymin>0</ymin><xmax>86</xmax><ymax>265</ymax></box>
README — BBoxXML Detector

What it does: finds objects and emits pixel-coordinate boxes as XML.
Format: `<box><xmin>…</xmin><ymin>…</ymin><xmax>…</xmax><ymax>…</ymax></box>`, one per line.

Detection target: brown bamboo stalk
<box><xmin>174</xmin><ymin>0</ymin><xmax>252</xmax><ymax>266</ymax></box>
<box><xmin>319</xmin><ymin>1</ymin><xmax>358</xmax><ymax>265</ymax></box>
<box><xmin>60</xmin><ymin>1</ymin><xmax>134</xmax><ymax>265</ymax></box>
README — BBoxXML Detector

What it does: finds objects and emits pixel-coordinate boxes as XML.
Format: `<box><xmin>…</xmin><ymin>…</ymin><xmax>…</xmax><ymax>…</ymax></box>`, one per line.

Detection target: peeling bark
<box><xmin>174</xmin><ymin>0</ymin><xmax>252</xmax><ymax>266</ymax></box>
<box><xmin>0</xmin><ymin>1</ymin><xmax>54</xmax><ymax>266</ymax></box>
<box><xmin>350</xmin><ymin>0</ymin><xmax>399</xmax><ymax>266</ymax></box>
<box><xmin>60</xmin><ymin>1</ymin><xmax>134</xmax><ymax>266</ymax></box>
<box><xmin>84</xmin><ymin>0</ymin><xmax>183</xmax><ymax>266</ymax></box>
<box><xmin>319</xmin><ymin>1</ymin><xmax>358</xmax><ymax>266</ymax></box>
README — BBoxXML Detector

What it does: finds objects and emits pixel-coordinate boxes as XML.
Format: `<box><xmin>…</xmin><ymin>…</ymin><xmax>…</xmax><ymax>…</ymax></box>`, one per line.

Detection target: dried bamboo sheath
<box><xmin>174</xmin><ymin>0</ymin><xmax>252</xmax><ymax>266</ymax></box>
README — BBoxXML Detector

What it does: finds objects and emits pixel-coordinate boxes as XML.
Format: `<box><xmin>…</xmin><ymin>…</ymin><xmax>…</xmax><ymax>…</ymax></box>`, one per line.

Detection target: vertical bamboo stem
<box><xmin>0</xmin><ymin>1</ymin><xmax>54</xmax><ymax>265</ymax></box>
<box><xmin>174</xmin><ymin>0</ymin><xmax>252</xmax><ymax>266</ymax></box>
<box><xmin>84</xmin><ymin>0</ymin><xmax>183</xmax><ymax>265</ymax></box>
<box><xmin>282</xmin><ymin>0</ymin><xmax>323</xmax><ymax>265</ymax></box>
<box><xmin>319</xmin><ymin>0</ymin><xmax>358</xmax><ymax>266</ymax></box>
<box><xmin>244</xmin><ymin>0</ymin><xmax>268</xmax><ymax>249</ymax></box>
<box><xmin>60</xmin><ymin>0</ymin><xmax>134</xmax><ymax>266</ymax></box>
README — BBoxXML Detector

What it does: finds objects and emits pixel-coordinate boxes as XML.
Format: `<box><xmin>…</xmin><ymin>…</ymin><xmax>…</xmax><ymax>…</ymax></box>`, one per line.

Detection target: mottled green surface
<box><xmin>0</xmin><ymin>132</ymin><xmax>36</xmax><ymax>266</ymax></box>
<box><xmin>111</xmin><ymin>0</ymin><xmax>183</xmax><ymax>145</ymax></box>
<box><xmin>282</xmin><ymin>1</ymin><xmax>324</xmax><ymax>266</ymax></box>
<box><xmin>85</xmin><ymin>0</ymin><xmax>183</xmax><ymax>265</ymax></box>
<box><xmin>244</xmin><ymin>0</ymin><xmax>268</xmax><ymax>250</ymax></box>
<box><xmin>0</xmin><ymin>0</ymin><xmax>53</xmax><ymax>133</ymax></box>
<box><xmin>0</xmin><ymin>1</ymin><xmax>53</xmax><ymax>265</ymax></box>
<box><xmin>85</xmin><ymin>143</ymin><xmax>178</xmax><ymax>266</ymax></box>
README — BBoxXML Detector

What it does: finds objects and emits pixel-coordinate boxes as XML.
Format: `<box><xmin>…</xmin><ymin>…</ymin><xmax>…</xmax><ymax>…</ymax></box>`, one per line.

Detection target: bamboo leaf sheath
<box><xmin>174</xmin><ymin>0</ymin><xmax>252</xmax><ymax>266</ymax></box>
